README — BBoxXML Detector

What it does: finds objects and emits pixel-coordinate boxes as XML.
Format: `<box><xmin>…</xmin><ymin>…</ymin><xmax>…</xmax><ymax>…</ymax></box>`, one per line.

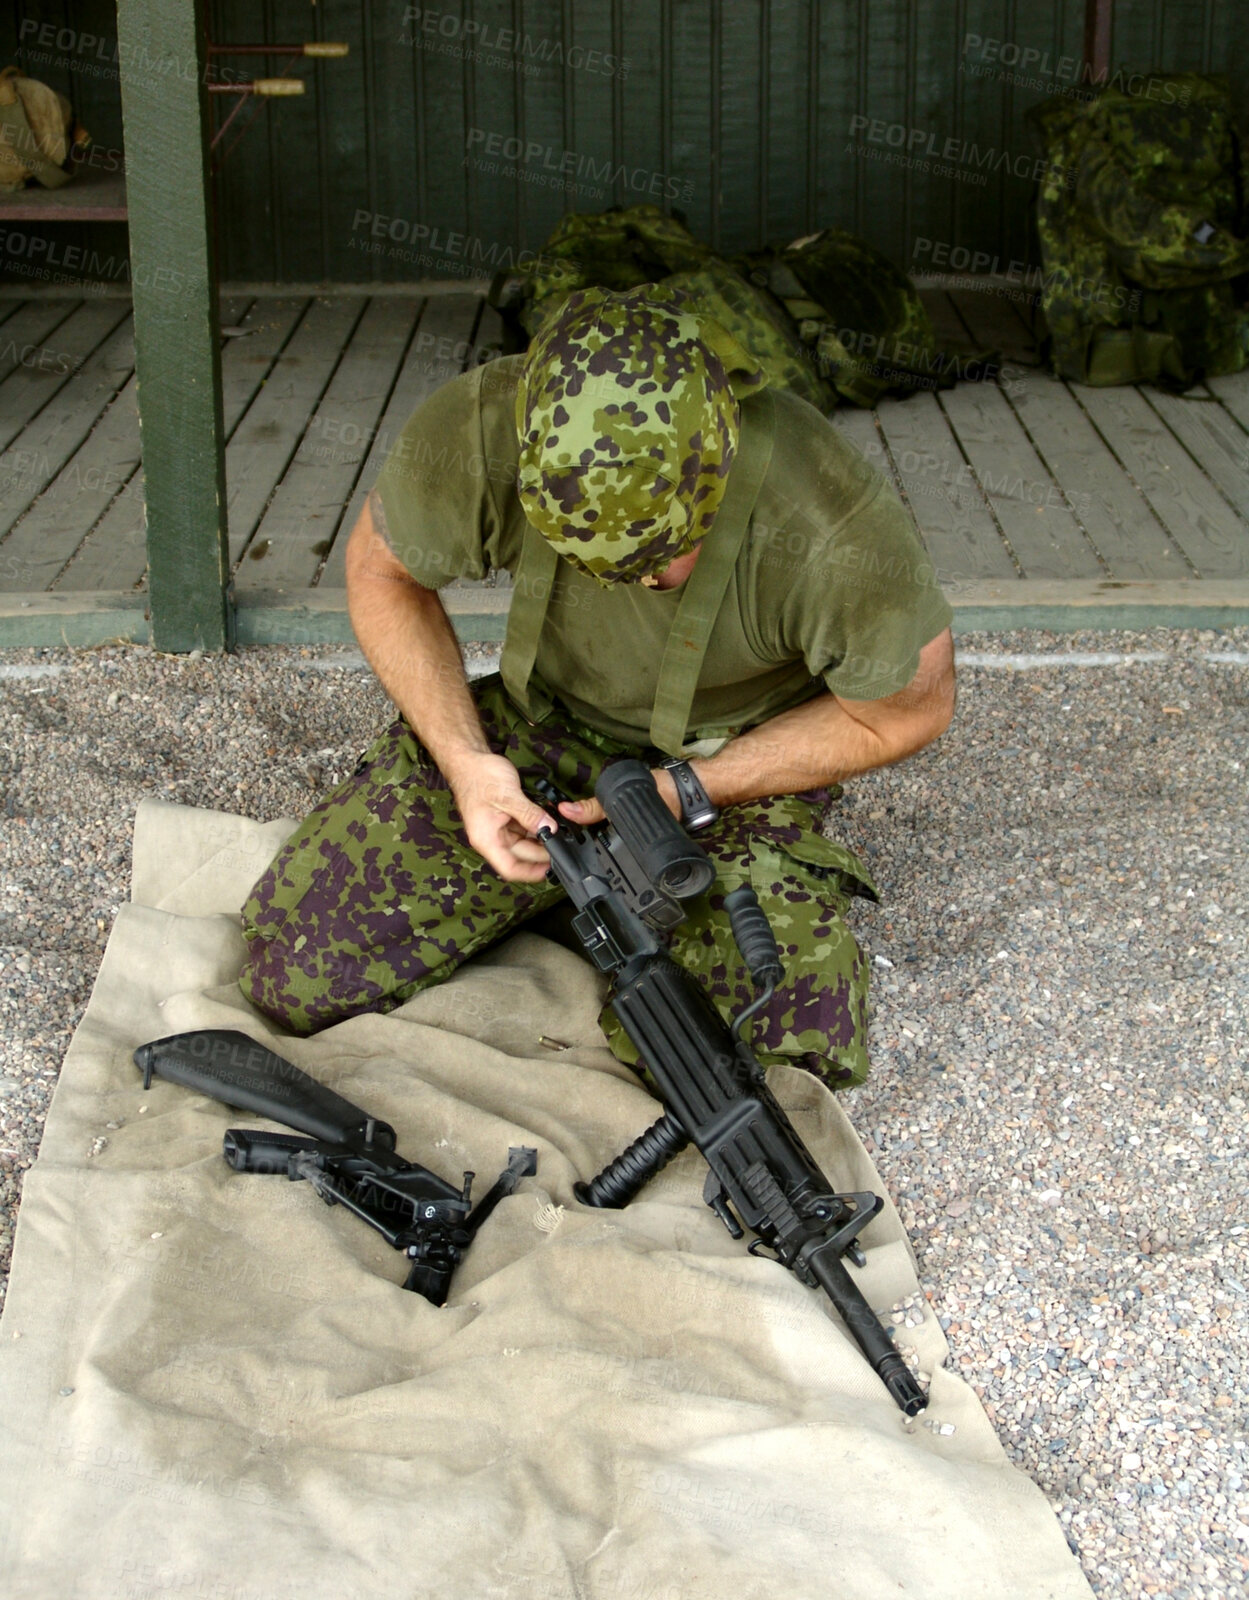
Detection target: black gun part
<box><xmin>134</xmin><ymin>1029</ymin><xmax>536</xmax><ymax>1306</ymax></box>
<box><xmin>538</xmin><ymin>759</ymin><xmax>927</xmax><ymax>1417</ymax></box>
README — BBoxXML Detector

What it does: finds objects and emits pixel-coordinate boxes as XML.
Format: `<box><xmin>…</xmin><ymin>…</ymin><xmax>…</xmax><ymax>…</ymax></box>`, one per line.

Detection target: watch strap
<box><xmin>663</xmin><ymin>758</ymin><xmax>718</xmax><ymax>830</ymax></box>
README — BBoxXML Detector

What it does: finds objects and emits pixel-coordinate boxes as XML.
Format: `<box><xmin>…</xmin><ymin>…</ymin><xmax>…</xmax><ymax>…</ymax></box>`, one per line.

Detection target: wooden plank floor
<box><xmin>0</xmin><ymin>284</ymin><xmax>1245</xmax><ymax>639</ymax></box>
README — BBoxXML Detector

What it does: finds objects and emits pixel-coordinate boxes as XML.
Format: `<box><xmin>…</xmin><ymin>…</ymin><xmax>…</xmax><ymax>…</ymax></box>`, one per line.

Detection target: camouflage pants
<box><xmin>238</xmin><ymin>675</ymin><xmax>877</xmax><ymax>1090</ymax></box>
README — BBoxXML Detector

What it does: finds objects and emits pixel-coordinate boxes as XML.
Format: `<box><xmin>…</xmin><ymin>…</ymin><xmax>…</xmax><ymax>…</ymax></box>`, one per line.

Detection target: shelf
<box><xmin>0</xmin><ymin>162</ymin><xmax>127</xmax><ymax>222</ymax></box>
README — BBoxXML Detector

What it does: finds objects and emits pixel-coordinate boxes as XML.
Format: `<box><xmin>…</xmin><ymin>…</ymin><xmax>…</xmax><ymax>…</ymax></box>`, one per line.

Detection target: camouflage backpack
<box><xmin>734</xmin><ymin>229</ymin><xmax>947</xmax><ymax>407</ymax></box>
<box><xmin>514</xmin><ymin>203</ymin><xmax>709</xmax><ymax>335</ymax></box>
<box><xmin>499</xmin><ymin>204</ymin><xmax>945</xmax><ymax>410</ymax></box>
<box><xmin>660</xmin><ymin>255</ymin><xmax>836</xmax><ymax>410</ymax></box>
<box><xmin>1025</xmin><ymin>73</ymin><xmax>1249</xmax><ymax>387</ymax></box>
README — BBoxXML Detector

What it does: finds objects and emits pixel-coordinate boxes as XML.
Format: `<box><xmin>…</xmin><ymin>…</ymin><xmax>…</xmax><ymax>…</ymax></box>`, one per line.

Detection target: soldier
<box><xmin>238</xmin><ymin>284</ymin><xmax>955</xmax><ymax>1092</ymax></box>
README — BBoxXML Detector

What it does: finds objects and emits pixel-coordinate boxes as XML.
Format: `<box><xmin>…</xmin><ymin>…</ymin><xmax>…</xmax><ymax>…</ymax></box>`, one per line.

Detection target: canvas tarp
<box><xmin>0</xmin><ymin>797</ymin><xmax>1095</xmax><ymax>1600</ymax></box>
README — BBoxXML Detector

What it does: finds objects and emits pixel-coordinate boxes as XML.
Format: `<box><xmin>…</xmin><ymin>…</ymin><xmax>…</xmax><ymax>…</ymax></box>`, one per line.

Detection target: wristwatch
<box><xmin>660</xmin><ymin>758</ymin><xmax>719</xmax><ymax>832</ymax></box>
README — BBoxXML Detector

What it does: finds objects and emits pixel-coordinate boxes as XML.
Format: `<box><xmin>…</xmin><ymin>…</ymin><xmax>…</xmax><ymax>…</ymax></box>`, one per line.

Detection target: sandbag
<box><xmin>0</xmin><ymin>65</ymin><xmax>74</xmax><ymax>191</ymax></box>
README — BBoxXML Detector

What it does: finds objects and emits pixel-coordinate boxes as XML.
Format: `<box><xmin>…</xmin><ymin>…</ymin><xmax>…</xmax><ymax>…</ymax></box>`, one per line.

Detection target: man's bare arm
<box><xmin>345</xmin><ymin>491</ymin><xmax>491</xmax><ymax>774</ymax></box>
<box><xmin>696</xmin><ymin>626</ymin><xmax>957</xmax><ymax>804</ymax></box>
<box><xmin>345</xmin><ymin>492</ymin><xmax>555</xmax><ymax>880</ymax></box>
<box><xmin>560</xmin><ymin>627</ymin><xmax>956</xmax><ymax>824</ymax></box>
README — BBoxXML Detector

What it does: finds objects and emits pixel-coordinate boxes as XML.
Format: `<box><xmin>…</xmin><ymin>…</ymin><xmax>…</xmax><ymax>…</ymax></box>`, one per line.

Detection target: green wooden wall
<box><xmin>1</xmin><ymin>0</ymin><xmax>1245</xmax><ymax>287</ymax></box>
<box><xmin>207</xmin><ymin>0</ymin><xmax>1246</xmax><ymax>284</ymax></box>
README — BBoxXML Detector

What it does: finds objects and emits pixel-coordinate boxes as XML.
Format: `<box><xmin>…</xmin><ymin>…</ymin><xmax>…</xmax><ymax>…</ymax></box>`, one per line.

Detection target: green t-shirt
<box><xmin>375</xmin><ymin>356</ymin><xmax>952</xmax><ymax>746</ymax></box>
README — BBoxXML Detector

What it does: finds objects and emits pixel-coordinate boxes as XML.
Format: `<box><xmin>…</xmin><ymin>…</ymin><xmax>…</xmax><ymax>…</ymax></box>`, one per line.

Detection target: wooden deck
<box><xmin>0</xmin><ymin>283</ymin><xmax>1245</xmax><ymax>647</ymax></box>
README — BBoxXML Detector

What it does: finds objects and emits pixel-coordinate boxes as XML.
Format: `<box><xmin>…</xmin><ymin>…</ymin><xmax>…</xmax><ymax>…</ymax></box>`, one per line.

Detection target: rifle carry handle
<box><xmin>133</xmin><ymin>1029</ymin><xmax>397</xmax><ymax>1153</ymax></box>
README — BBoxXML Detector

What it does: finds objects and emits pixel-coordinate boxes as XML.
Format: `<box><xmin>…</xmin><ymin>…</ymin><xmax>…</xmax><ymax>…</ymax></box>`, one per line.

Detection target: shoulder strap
<box><xmin>647</xmin><ymin>387</ymin><xmax>774</xmax><ymax>755</ymax></box>
<box><xmin>499</xmin><ymin>520</ymin><xmax>558</xmax><ymax>721</ymax></box>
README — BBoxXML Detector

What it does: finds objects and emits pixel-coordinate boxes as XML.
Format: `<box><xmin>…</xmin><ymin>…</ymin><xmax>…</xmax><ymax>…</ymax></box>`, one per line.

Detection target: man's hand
<box><xmin>557</xmin><ymin>766</ymin><xmax>681</xmax><ymax>829</ymax></box>
<box><xmin>447</xmin><ymin>752</ymin><xmax>559</xmax><ymax>883</ymax></box>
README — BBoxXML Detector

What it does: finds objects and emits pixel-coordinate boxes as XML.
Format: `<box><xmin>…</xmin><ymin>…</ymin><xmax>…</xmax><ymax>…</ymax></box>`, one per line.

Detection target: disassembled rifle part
<box><xmin>134</xmin><ymin>1028</ymin><xmax>536</xmax><ymax>1305</ymax></box>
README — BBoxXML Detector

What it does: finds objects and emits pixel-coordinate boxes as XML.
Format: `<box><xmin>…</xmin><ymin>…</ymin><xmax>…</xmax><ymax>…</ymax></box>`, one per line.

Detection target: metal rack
<box><xmin>0</xmin><ymin>37</ymin><xmax>348</xmax><ymax>223</ymax></box>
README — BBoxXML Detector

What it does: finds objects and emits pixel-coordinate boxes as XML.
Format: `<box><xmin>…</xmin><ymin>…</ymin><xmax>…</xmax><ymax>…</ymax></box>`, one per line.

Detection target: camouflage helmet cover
<box><xmin>515</xmin><ymin>282</ymin><xmax>767</xmax><ymax>585</ymax></box>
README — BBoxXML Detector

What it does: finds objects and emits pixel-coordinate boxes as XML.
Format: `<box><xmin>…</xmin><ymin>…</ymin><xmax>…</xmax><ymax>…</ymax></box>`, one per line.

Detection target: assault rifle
<box><xmin>133</xmin><ymin>1029</ymin><xmax>536</xmax><ymax>1304</ymax></box>
<box><xmin>533</xmin><ymin>760</ymin><xmax>927</xmax><ymax>1416</ymax></box>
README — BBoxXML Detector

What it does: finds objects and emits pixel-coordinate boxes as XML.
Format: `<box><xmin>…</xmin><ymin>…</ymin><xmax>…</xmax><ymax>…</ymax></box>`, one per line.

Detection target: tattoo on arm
<box><xmin>367</xmin><ymin>488</ymin><xmax>394</xmax><ymax>552</ymax></box>
<box><xmin>355</xmin><ymin>487</ymin><xmax>422</xmax><ymax>588</ymax></box>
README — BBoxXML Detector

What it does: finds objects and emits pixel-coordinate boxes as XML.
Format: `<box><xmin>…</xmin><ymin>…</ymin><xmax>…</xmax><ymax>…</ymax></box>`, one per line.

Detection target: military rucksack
<box><xmin>1025</xmin><ymin>72</ymin><xmax>1249</xmax><ymax>387</ymax></box>
<box><xmin>497</xmin><ymin>204</ymin><xmax>952</xmax><ymax>411</ymax></box>
<box><xmin>733</xmin><ymin>229</ymin><xmax>949</xmax><ymax>407</ymax></box>
<box><xmin>514</xmin><ymin>204</ymin><xmax>709</xmax><ymax>336</ymax></box>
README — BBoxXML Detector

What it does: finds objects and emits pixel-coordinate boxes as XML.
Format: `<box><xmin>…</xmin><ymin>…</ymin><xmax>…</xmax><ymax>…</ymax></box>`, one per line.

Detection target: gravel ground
<box><xmin>0</xmin><ymin>625</ymin><xmax>1245</xmax><ymax>1598</ymax></box>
